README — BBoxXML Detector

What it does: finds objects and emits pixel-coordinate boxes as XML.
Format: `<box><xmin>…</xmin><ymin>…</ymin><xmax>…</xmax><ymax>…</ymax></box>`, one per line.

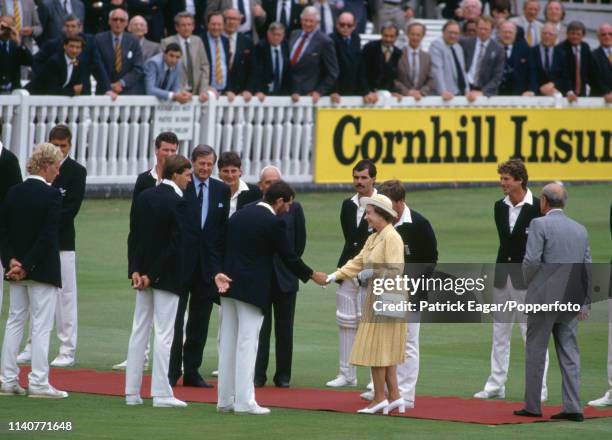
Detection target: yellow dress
<box><xmin>334</xmin><ymin>223</ymin><xmax>407</xmax><ymax>367</ymax></box>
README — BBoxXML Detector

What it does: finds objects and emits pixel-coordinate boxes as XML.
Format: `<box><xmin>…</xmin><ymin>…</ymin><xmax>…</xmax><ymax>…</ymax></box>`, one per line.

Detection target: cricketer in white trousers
<box><xmin>125</xmin><ymin>288</ymin><xmax>179</xmax><ymax>398</ymax></box>
<box><xmin>481</xmin><ymin>276</ymin><xmax>550</xmax><ymax>399</ymax></box>
<box><xmin>217</xmin><ymin>296</ymin><xmax>264</xmax><ymax>411</ymax></box>
<box><xmin>335</xmin><ymin>279</ymin><xmax>363</xmax><ymax>382</ymax></box>
<box><xmin>604</xmin><ymin>299</ymin><xmax>612</xmax><ymax>399</ymax></box>
<box><xmin>0</xmin><ymin>281</ymin><xmax>57</xmax><ymax>388</ymax></box>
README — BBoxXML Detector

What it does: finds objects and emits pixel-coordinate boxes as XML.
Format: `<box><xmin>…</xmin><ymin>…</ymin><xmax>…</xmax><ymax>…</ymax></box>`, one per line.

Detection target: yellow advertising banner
<box><xmin>314</xmin><ymin>107</ymin><xmax>612</xmax><ymax>183</ymax></box>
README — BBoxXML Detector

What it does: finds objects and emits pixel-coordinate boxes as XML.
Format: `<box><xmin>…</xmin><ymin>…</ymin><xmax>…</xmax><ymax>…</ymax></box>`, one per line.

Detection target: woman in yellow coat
<box><xmin>327</xmin><ymin>194</ymin><xmax>407</xmax><ymax>415</ymax></box>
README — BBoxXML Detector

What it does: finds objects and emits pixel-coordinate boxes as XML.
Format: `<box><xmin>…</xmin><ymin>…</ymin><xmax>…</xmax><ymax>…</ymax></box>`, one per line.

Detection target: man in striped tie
<box><xmin>203</xmin><ymin>11</ymin><xmax>230</xmax><ymax>95</ymax></box>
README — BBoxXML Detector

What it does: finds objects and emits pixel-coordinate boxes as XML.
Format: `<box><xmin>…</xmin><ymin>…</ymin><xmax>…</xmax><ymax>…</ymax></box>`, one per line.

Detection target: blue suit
<box><xmin>94</xmin><ymin>31</ymin><xmax>144</xmax><ymax>95</ymax></box>
<box><xmin>144</xmin><ymin>53</ymin><xmax>181</xmax><ymax>100</ymax></box>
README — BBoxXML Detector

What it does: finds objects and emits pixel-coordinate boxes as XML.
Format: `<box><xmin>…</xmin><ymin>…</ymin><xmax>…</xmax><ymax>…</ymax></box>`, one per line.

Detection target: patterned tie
<box><xmin>13</xmin><ymin>0</ymin><xmax>21</xmax><ymax>35</ymax></box>
<box><xmin>184</xmin><ymin>39</ymin><xmax>194</xmax><ymax>90</ymax></box>
<box><xmin>114</xmin><ymin>37</ymin><xmax>122</xmax><ymax>73</ymax></box>
<box><xmin>608</xmin><ymin>49</ymin><xmax>612</xmax><ymax>63</ymax></box>
<box><xmin>215</xmin><ymin>38</ymin><xmax>222</xmax><ymax>86</ymax></box>
<box><xmin>383</xmin><ymin>45</ymin><xmax>391</xmax><ymax>63</ymax></box>
<box><xmin>290</xmin><ymin>32</ymin><xmax>308</xmax><ymax>66</ymax></box>
<box><xmin>527</xmin><ymin>23</ymin><xmax>533</xmax><ymax>46</ymax></box>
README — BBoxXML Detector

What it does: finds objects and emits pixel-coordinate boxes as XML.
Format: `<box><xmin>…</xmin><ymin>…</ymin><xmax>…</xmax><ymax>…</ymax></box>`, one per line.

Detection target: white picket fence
<box><xmin>0</xmin><ymin>91</ymin><xmax>609</xmax><ymax>184</ymax></box>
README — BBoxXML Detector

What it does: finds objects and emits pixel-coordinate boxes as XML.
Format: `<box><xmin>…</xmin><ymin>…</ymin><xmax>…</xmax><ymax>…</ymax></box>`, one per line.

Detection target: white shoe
<box><xmin>28</xmin><ymin>385</ymin><xmax>68</xmax><ymax>399</ymax></box>
<box><xmin>326</xmin><ymin>375</ymin><xmax>357</xmax><ymax>387</ymax></box>
<box><xmin>473</xmin><ymin>389</ymin><xmax>505</xmax><ymax>399</ymax></box>
<box><xmin>212</xmin><ymin>370</ymin><xmax>219</xmax><ymax>377</ymax></box>
<box><xmin>588</xmin><ymin>394</ymin><xmax>612</xmax><ymax>407</ymax></box>
<box><xmin>50</xmin><ymin>356</ymin><xmax>75</xmax><ymax>368</ymax></box>
<box><xmin>541</xmin><ymin>393</ymin><xmax>548</xmax><ymax>402</ymax></box>
<box><xmin>0</xmin><ymin>382</ymin><xmax>26</xmax><ymax>396</ymax></box>
<box><xmin>217</xmin><ymin>404</ymin><xmax>234</xmax><ymax>413</ymax></box>
<box><xmin>112</xmin><ymin>360</ymin><xmax>127</xmax><ymax>370</ymax></box>
<box><xmin>153</xmin><ymin>397</ymin><xmax>187</xmax><ymax>408</ymax></box>
<box><xmin>126</xmin><ymin>394</ymin><xmax>143</xmax><ymax>405</ymax></box>
<box><xmin>236</xmin><ymin>405</ymin><xmax>270</xmax><ymax>415</ymax></box>
<box><xmin>360</xmin><ymin>390</ymin><xmax>374</xmax><ymax>401</ymax></box>
<box><xmin>357</xmin><ymin>399</ymin><xmax>389</xmax><ymax>414</ymax></box>
<box><xmin>16</xmin><ymin>351</ymin><xmax>32</xmax><ymax>364</ymax></box>
<box><xmin>383</xmin><ymin>398</ymin><xmax>406</xmax><ymax>415</ymax></box>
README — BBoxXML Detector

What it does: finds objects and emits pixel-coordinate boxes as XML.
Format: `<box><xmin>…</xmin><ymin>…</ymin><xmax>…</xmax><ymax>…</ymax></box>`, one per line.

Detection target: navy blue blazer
<box><xmin>202</xmin><ymin>34</ymin><xmax>231</xmax><ymax>90</ymax></box>
<box><xmin>330</xmin><ymin>31</ymin><xmax>367</xmax><ymax>95</ymax></box>
<box><xmin>227</xmin><ymin>33</ymin><xmax>253</xmax><ymax>94</ymax></box>
<box><xmin>558</xmin><ymin>40</ymin><xmax>593</xmax><ymax>97</ymax></box>
<box><xmin>590</xmin><ymin>46</ymin><xmax>612</xmax><ymax>97</ymax></box>
<box><xmin>0</xmin><ymin>147</ymin><xmax>23</xmax><ymax>209</ymax></box>
<box><xmin>37</xmin><ymin>0</ymin><xmax>86</xmax><ymax>45</ymax></box>
<box><xmin>27</xmin><ymin>52</ymin><xmax>84</xmax><ymax>95</ymax></box>
<box><xmin>52</xmin><ymin>157</ymin><xmax>86</xmax><ymax>251</ymax></box>
<box><xmin>248</xmin><ymin>39</ymin><xmax>290</xmax><ymax>95</ymax></box>
<box><xmin>530</xmin><ymin>44</ymin><xmax>570</xmax><ymax>94</ymax></box>
<box><xmin>94</xmin><ymin>31</ymin><xmax>144</xmax><ymax>94</ymax></box>
<box><xmin>499</xmin><ymin>40</ymin><xmax>536</xmax><ymax>95</ymax></box>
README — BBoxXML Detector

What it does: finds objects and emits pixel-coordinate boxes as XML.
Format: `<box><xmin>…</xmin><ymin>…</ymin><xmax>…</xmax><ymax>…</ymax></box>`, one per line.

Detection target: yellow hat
<box><xmin>360</xmin><ymin>193</ymin><xmax>398</xmax><ymax>218</ymax></box>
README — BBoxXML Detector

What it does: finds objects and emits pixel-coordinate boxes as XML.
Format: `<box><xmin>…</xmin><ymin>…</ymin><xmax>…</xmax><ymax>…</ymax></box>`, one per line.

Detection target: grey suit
<box><xmin>0</xmin><ymin>0</ymin><xmax>41</xmax><ymax>50</ymax></box>
<box><xmin>460</xmin><ymin>37</ymin><xmax>504</xmax><ymax>96</ymax></box>
<box><xmin>393</xmin><ymin>47</ymin><xmax>433</xmax><ymax>96</ymax></box>
<box><xmin>206</xmin><ymin>0</ymin><xmax>266</xmax><ymax>42</ymax></box>
<box><xmin>144</xmin><ymin>53</ymin><xmax>181</xmax><ymax>100</ymax></box>
<box><xmin>510</xmin><ymin>16</ymin><xmax>543</xmax><ymax>47</ymax></box>
<box><xmin>288</xmin><ymin>29</ymin><xmax>339</xmax><ymax>96</ymax></box>
<box><xmin>140</xmin><ymin>38</ymin><xmax>161</xmax><ymax>62</ymax></box>
<box><xmin>37</xmin><ymin>0</ymin><xmax>85</xmax><ymax>44</ymax></box>
<box><xmin>161</xmin><ymin>35</ymin><xmax>209</xmax><ymax>95</ymax></box>
<box><xmin>428</xmin><ymin>38</ymin><xmax>468</xmax><ymax>96</ymax></box>
<box><xmin>522</xmin><ymin>209</ymin><xmax>592</xmax><ymax>414</ymax></box>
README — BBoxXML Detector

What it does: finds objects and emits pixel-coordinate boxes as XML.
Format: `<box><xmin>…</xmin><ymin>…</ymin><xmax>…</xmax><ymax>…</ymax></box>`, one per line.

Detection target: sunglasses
<box><xmin>111</xmin><ymin>17</ymin><xmax>127</xmax><ymax>22</ymax></box>
<box><xmin>337</xmin><ymin>23</ymin><xmax>354</xmax><ymax>28</ymax></box>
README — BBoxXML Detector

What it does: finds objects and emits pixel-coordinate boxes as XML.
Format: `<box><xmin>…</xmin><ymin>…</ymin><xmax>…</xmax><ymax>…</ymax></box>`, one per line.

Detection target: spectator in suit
<box><xmin>37</xmin><ymin>0</ymin><xmax>85</xmax><ymax>45</ymax></box>
<box><xmin>169</xmin><ymin>145</ymin><xmax>230</xmax><ymax>389</ymax></box>
<box><xmin>462</xmin><ymin>19</ymin><xmax>478</xmax><ymax>38</ymax></box>
<box><xmin>84</xmin><ymin>0</ymin><xmax>126</xmax><ymax>35</ymax></box>
<box><xmin>392</xmin><ymin>22</ymin><xmax>433</xmax><ymax>101</ymax></box>
<box><xmin>544</xmin><ymin>0</ymin><xmax>566</xmax><ymax>43</ymax></box>
<box><xmin>0</xmin><ymin>143</ymin><xmax>67</xmax><ymax>399</ymax></box>
<box><xmin>223</xmin><ymin>8</ymin><xmax>254</xmax><ymax>100</ymax></box>
<box><xmin>461</xmin><ymin>16</ymin><xmax>505</xmax><ymax>100</ymax></box>
<box><xmin>161</xmin><ymin>12</ymin><xmax>210</xmax><ymax>102</ymax></box>
<box><xmin>590</xmin><ymin>23</ymin><xmax>612</xmax><ymax>103</ymax></box>
<box><xmin>34</xmin><ymin>15</ymin><xmax>110</xmax><ymax>96</ymax></box>
<box><xmin>311</xmin><ymin>0</ymin><xmax>339</xmax><ymax>36</ymax></box>
<box><xmin>531</xmin><ymin>23</ymin><xmax>569</xmax><ymax>96</ymax></box>
<box><xmin>128</xmin><ymin>15</ymin><xmax>161</xmax><ymax>62</ymax></box>
<box><xmin>0</xmin><ymin>15</ymin><xmax>32</xmax><ymax>93</ymax></box>
<box><xmin>262</xmin><ymin>0</ymin><xmax>304</xmax><ymax>39</ymax></box>
<box><xmin>0</xmin><ymin>0</ymin><xmax>41</xmax><ymax>53</ymax></box>
<box><xmin>373</xmin><ymin>0</ymin><xmax>410</xmax><ymax>33</ymax></box>
<box><xmin>126</xmin><ymin>0</ymin><xmax>166</xmax><ymax>42</ymax></box>
<box><xmin>125</xmin><ymin>155</ymin><xmax>192</xmax><ymax>408</ymax></box>
<box><xmin>457</xmin><ymin>0</ymin><xmax>482</xmax><ymax>24</ymax></box>
<box><xmin>144</xmin><ymin>43</ymin><xmax>193</xmax><ymax>103</ymax></box>
<box><xmin>217</xmin><ymin>152</ymin><xmax>262</xmax><ymax>217</ymax></box>
<box><xmin>248</xmin><ymin>21</ymin><xmax>290</xmax><ymax>99</ymax></box>
<box><xmin>215</xmin><ymin>181</ymin><xmax>326</xmax><ymax>414</ymax></box>
<box><xmin>202</xmin><ymin>11</ymin><xmax>231</xmax><ymax>95</ymax></box>
<box><xmin>164</xmin><ymin>0</ymin><xmax>206</xmax><ymax>37</ymax></box>
<box><xmin>429</xmin><ymin>20</ymin><xmax>468</xmax><ymax>100</ymax></box>
<box><xmin>287</xmin><ymin>6</ymin><xmax>339</xmax><ymax>103</ymax></box>
<box><xmin>207</xmin><ymin>0</ymin><xmax>267</xmax><ymax>42</ymax></box>
<box><xmin>254</xmin><ymin>166</ymin><xmax>306</xmax><ymax>389</ymax></box>
<box><xmin>558</xmin><ymin>21</ymin><xmax>593</xmax><ymax>102</ymax></box>
<box><xmin>329</xmin><ymin>12</ymin><xmax>368</xmax><ymax>104</ymax></box>
<box><xmin>342</xmin><ymin>0</ymin><xmax>368</xmax><ymax>33</ymax></box>
<box><xmin>490</xmin><ymin>0</ymin><xmax>511</xmax><ymax>41</ymax></box>
<box><xmin>361</xmin><ymin>22</ymin><xmax>401</xmax><ymax>102</ymax></box>
<box><xmin>94</xmin><ymin>8</ymin><xmax>144</xmax><ymax>97</ymax></box>
<box><xmin>515</xmin><ymin>183</ymin><xmax>591</xmax><ymax>422</ymax></box>
<box><xmin>28</xmin><ymin>35</ymin><xmax>84</xmax><ymax>95</ymax></box>
<box><xmin>498</xmin><ymin>21</ymin><xmax>536</xmax><ymax>96</ymax></box>
<box><xmin>510</xmin><ymin>0</ymin><xmax>542</xmax><ymax>48</ymax></box>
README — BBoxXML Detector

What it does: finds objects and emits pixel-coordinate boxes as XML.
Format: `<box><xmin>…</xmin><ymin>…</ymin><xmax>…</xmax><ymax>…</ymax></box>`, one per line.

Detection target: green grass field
<box><xmin>0</xmin><ymin>184</ymin><xmax>611</xmax><ymax>440</ymax></box>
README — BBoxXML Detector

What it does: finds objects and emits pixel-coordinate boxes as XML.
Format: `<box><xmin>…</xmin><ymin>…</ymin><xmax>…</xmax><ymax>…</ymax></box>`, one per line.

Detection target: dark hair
<box><xmin>155</xmin><ymin>131</ymin><xmax>179</xmax><ymax>149</ymax></box>
<box><xmin>380</xmin><ymin>21</ymin><xmax>399</xmax><ymax>36</ymax></box>
<box><xmin>64</xmin><ymin>14</ymin><xmax>81</xmax><ymax>25</ymax></box>
<box><xmin>264</xmin><ymin>180</ymin><xmax>295</xmax><ymax>204</ymax></box>
<box><xmin>191</xmin><ymin>144</ymin><xmax>217</xmax><ymax>163</ymax></box>
<box><xmin>48</xmin><ymin>124</ymin><xmax>72</xmax><ymax>143</ymax></box>
<box><xmin>490</xmin><ymin>0</ymin><xmax>511</xmax><ymax>12</ymax></box>
<box><xmin>352</xmin><ymin>159</ymin><xmax>377</xmax><ymax>178</ymax></box>
<box><xmin>207</xmin><ymin>11</ymin><xmax>223</xmax><ymax>24</ymax></box>
<box><xmin>372</xmin><ymin>206</ymin><xmax>394</xmax><ymax>223</ymax></box>
<box><xmin>164</xmin><ymin>42</ymin><xmax>181</xmax><ymax>53</ymax></box>
<box><xmin>162</xmin><ymin>155</ymin><xmax>191</xmax><ymax>179</ymax></box>
<box><xmin>545</xmin><ymin>0</ymin><xmax>566</xmax><ymax>20</ymax></box>
<box><xmin>462</xmin><ymin>18</ymin><xmax>478</xmax><ymax>33</ymax></box>
<box><xmin>218</xmin><ymin>151</ymin><xmax>242</xmax><ymax>169</ymax></box>
<box><xmin>378</xmin><ymin>180</ymin><xmax>405</xmax><ymax>202</ymax></box>
<box><xmin>498</xmin><ymin>159</ymin><xmax>528</xmax><ymax>189</ymax></box>
<box><xmin>63</xmin><ymin>35</ymin><xmax>85</xmax><ymax>46</ymax></box>
<box><xmin>567</xmin><ymin>20</ymin><xmax>586</xmax><ymax>35</ymax></box>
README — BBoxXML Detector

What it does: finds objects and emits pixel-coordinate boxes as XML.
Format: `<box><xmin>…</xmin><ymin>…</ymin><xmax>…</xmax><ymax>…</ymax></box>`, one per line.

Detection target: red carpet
<box><xmin>18</xmin><ymin>368</ymin><xmax>612</xmax><ymax>424</ymax></box>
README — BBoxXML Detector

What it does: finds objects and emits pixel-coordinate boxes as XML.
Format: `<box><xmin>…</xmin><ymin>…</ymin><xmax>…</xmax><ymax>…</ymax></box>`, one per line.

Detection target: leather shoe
<box><xmin>254</xmin><ymin>378</ymin><xmax>265</xmax><ymax>388</ymax></box>
<box><xmin>274</xmin><ymin>380</ymin><xmax>290</xmax><ymax>388</ymax></box>
<box><xmin>513</xmin><ymin>409</ymin><xmax>542</xmax><ymax>417</ymax></box>
<box><xmin>551</xmin><ymin>412</ymin><xmax>584</xmax><ymax>422</ymax></box>
<box><xmin>183</xmin><ymin>376</ymin><xmax>213</xmax><ymax>388</ymax></box>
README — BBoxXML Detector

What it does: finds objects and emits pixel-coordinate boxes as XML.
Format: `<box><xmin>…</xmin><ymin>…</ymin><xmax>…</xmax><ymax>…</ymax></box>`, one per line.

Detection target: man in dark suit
<box><xmin>223</xmin><ymin>8</ymin><xmax>254</xmax><ymax>98</ymax></box>
<box><xmin>94</xmin><ymin>8</ymin><xmax>144</xmax><ymax>96</ymax></box>
<box><xmin>217</xmin><ymin>152</ymin><xmax>262</xmax><ymax>216</ymax></box>
<box><xmin>206</xmin><ymin>0</ymin><xmax>267</xmax><ymax>42</ymax></box>
<box><xmin>361</xmin><ymin>22</ymin><xmax>401</xmax><ymax>96</ymax></box>
<box><xmin>28</xmin><ymin>35</ymin><xmax>84</xmax><ymax>95</ymax></box>
<box><xmin>126</xmin><ymin>0</ymin><xmax>166</xmax><ymax>42</ymax></box>
<box><xmin>474</xmin><ymin>159</ymin><xmax>549</xmax><ymax>402</ymax></box>
<box><xmin>84</xmin><ymin>0</ymin><xmax>126</xmax><ymax>35</ymax></box>
<box><xmin>169</xmin><ymin>144</ymin><xmax>231</xmax><ymax>388</ymax></box>
<box><xmin>498</xmin><ymin>21</ymin><xmax>536</xmax><ymax>96</ymax></box>
<box><xmin>128</xmin><ymin>15</ymin><xmax>161</xmax><ymax>62</ymax></box>
<box><xmin>37</xmin><ymin>0</ymin><xmax>85</xmax><ymax>44</ymax></box>
<box><xmin>202</xmin><ymin>11</ymin><xmax>231</xmax><ymax>94</ymax></box>
<box><xmin>558</xmin><ymin>21</ymin><xmax>593</xmax><ymax>102</ymax></box>
<box><xmin>311</xmin><ymin>0</ymin><xmax>340</xmax><ymax>36</ymax></box>
<box><xmin>0</xmin><ymin>143</ymin><xmax>67</xmax><ymax>398</ymax></box>
<box><xmin>329</xmin><ymin>12</ymin><xmax>368</xmax><ymax>103</ymax></box>
<box><xmin>288</xmin><ymin>6</ymin><xmax>339</xmax><ymax>103</ymax></box>
<box><xmin>0</xmin><ymin>16</ymin><xmax>32</xmax><ymax>93</ymax></box>
<box><xmin>590</xmin><ymin>23</ymin><xmax>612</xmax><ymax>102</ymax></box>
<box><xmin>254</xmin><ymin>166</ymin><xmax>306</xmax><ymax>389</ymax></box>
<box><xmin>164</xmin><ymin>0</ymin><xmax>207</xmax><ymax>37</ymax></box>
<box><xmin>215</xmin><ymin>180</ymin><xmax>326</xmax><ymax>414</ymax></box>
<box><xmin>248</xmin><ymin>21</ymin><xmax>290</xmax><ymax>98</ymax></box>
<box><xmin>326</xmin><ymin>159</ymin><xmax>376</xmax><ymax>388</ymax></box>
<box><xmin>531</xmin><ymin>23</ymin><xmax>569</xmax><ymax>96</ymax></box>
<box><xmin>261</xmin><ymin>0</ymin><xmax>304</xmax><ymax>39</ymax></box>
<box><xmin>34</xmin><ymin>15</ymin><xmax>110</xmax><ymax>95</ymax></box>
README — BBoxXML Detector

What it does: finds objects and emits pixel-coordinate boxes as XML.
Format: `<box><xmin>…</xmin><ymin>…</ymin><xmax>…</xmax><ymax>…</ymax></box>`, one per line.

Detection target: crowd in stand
<box><xmin>0</xmin><ymin>0</ymin><xmax>610</xmax><ymax>102</ymax></box>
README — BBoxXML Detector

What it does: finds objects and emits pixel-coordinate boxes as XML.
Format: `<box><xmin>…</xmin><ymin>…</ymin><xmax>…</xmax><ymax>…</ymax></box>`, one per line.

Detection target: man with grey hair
<box><xmin>590</xmin><ymin>23</ymin><xmax>612</xmax><ymax>103</ymax></box>
<box><xmin>515</xmin><ymin>183</ymin><xmax>592</xmax><ymax>421</ymax></box>
<box><xmin>458</xmin><ymin>0</ymin><xmax>482</xmax><ymax>22</ymax></box>
<box><xmin>128</xmin><ymin>15</ymin><xmax>161</xmax><ymax>62</ymax></box>
<box><xmin>510</xmin><ymin>0</ymin><xmax>543</xmax><ymax>47</ymax></box>
<box><xmin>37</xmin><ymin>0</ymin><xmax>85</xmax><ymax>44</ymax></box>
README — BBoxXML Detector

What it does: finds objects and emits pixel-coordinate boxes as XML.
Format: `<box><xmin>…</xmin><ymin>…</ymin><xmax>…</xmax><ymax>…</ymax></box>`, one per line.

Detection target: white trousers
<box><xmin>335</xmin><ymin>279</ymin><xmax>361</xmax><ymax>381</ymax></box>
<box><xmin>397</xmin><ymin>313</ymin><xmax>421</xmax><ymax>403</ymax></box>
<box><xmin>0</xmin><ymin>281</ymin><xmax>57</xmax><ymax>387</ymax></box>
<box><xmin>217</xmin><ymin>297</ymin><xmax>264</xmax><ymax>411</ymax></box>
<box><xmin>55</xmin><ymin>251</ymin><xmax>78</xmax><ymax>357</ymax></box>
<box><xmin>0</xmin><ymin>264</ymin><xmax>4</xmax><ymax>317</ymax></box>
<box><xmin>604</xmin><ymin>299</ymin><xmax>612</xmax><ymax>398</ymax></box>
<box><xmin>483</xmin><ymin>276</ymin><xmax>549</xmax><ymax>398</ymax></box>
<box><xmin>125</xmin><ymin>288</ymin><xmax>179</xmax><ymax>398</ymax></box>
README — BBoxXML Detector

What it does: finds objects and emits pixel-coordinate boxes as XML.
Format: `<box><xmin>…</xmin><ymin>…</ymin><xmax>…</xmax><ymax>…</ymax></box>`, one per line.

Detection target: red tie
<box><xmin>574</xmin><ymin>46</ymin><xmax>581</xmax><ymax>95</ymax></box>
<box><xmin>290</xmin><ymin>33</ymin><xmax>309</xmax><ymax>66</ymax></box>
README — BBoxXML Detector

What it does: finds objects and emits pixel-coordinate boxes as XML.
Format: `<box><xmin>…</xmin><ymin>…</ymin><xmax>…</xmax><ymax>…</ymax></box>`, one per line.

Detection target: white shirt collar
<box><xmin>257</xmin><ymin>201</ymin><xmax>276</xmax><ymax>215</ymax></box>
<box><xmin>395</xmin><ymin>204</ymin><xmax>413</xmax><ymax>227</ymax></box>
<box><xmin>231</xmin><ymin>179</ymin><xmax>250</xmax><ymax>201</ymax></box>
<box><xmin>27</xmin><ymin>175</ymin><xmax>50</xmax><ymax>185</ymax></box>
<box><xmin>150</xmin><ymin>166</ymin><xmax>161</xmax><ymax>184</ymax></box>
<box><xmin>546</xmin><ymin>208</ymin><xmax>564</xmax><ymax>216</ymax></box>
<box><xmin>0</xmin><ymin>140</ymin><xmax>4</xmax><ymax>152</ymax></box>
<box><xmin>350</xmin><ymin>188</ymin><xmax>377</xmax><ymax>207</ymax></box>
<box><xmin>503</xmin><ymin>188</ymin><xmax>533</xmax><ymax>208</ymax></box>
<box><xmin>161</xmin><ymin>179</ymin><xmax>183</xmax><ymax>197</ymax></box>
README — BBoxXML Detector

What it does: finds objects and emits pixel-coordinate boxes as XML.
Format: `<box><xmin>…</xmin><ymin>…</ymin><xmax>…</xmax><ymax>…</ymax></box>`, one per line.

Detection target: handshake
<box><xmin>214</xmin><ymin>271</ymin><xmax>331</xmax><ymax>294</ymax></box>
